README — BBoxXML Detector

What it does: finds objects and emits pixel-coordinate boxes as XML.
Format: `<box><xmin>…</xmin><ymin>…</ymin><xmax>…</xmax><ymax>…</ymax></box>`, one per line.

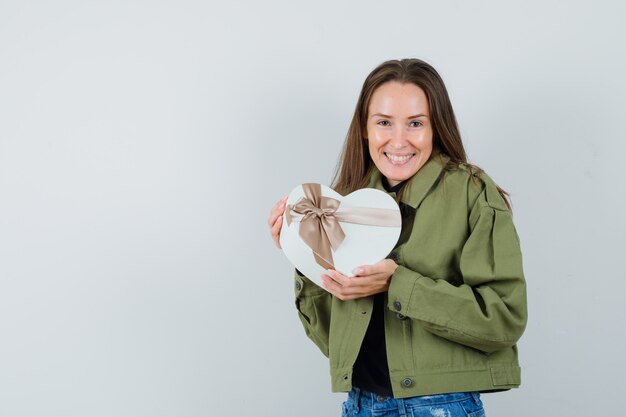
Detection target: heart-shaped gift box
<box><xmin>280</xmin><ymin>183</ymin><xmax>402</xmax><ymax>289</ymax></box>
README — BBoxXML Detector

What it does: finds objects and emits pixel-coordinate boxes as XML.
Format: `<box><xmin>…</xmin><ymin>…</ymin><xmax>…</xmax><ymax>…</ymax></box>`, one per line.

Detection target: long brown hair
<box><xmin>330</xmin><ymin>58</ymin><xmax>512</xmax><ymax>212</ymax></box>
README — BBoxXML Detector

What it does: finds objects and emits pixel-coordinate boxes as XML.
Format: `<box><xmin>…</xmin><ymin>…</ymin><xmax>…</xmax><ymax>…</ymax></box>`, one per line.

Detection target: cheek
<box><xmin>367</xmin><ymin>132</ymin><xmax>387</xmax><ymax>152</ymax></box>
<box><xmin>410</xmin><ymin>131</ymin><xmax>433</xmax><ymax>149</ymax></box>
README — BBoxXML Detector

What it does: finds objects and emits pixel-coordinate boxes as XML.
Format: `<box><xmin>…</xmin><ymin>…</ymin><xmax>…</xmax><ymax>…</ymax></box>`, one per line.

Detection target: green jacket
<box><xmin>293</xmin><ymin>148</ymin><xmax>528</xmax><ymax>398</ymax></box>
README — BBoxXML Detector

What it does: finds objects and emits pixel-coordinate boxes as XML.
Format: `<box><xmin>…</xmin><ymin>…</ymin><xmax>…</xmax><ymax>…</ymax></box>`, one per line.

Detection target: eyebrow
<box><xmin>370</xmin><ymin>113</ymin><xmax>429</xmax><ymax>119</ymax></box>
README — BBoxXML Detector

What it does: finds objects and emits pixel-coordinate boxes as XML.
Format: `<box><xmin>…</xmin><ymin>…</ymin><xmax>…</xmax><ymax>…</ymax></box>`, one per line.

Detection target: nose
<box><xmin>388</xmin><ymin>125</ymin><xmax>408</xmax><ymax>148</ymax></box>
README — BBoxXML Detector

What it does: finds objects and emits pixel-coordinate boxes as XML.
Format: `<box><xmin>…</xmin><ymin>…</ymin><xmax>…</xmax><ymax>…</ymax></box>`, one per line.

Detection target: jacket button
<box><xmin>295</xmin><ymin>281</ymin><xmax>301</xmax><ymax>291</ymax></box>
<box><xmin>396</xmin><ymin>312</ymin><xmax>406</xmax><ymax>320</ymax></box>
<box><xmin>393</xmin><ymin>300</ymin><xmax>402</xmax><ymax>311</ymax></box>
<box><xmin>402</xmin><ymin>378</ymin><xmax>413</xmax><ymax>387</ymax></box>
<box><xmin>388</xmin><ymin>251</ymin><xmax>399</xmax><ymax>262</ymax></box>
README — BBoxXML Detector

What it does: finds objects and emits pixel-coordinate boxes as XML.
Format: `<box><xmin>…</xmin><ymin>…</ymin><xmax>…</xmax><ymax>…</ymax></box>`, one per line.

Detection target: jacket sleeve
<box><xmin>294</xmin><ymin>268</ymin><xmax>333</xmax><ymax>358</ymax></box>
<box><xmin>387</xmin><ymin>184</ymin><xmax>528</xmax><ymax>354</ymax></box>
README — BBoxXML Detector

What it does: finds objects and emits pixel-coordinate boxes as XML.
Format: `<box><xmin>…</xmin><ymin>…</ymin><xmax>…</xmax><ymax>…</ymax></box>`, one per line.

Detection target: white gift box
<box><xmin>280</xmin><ymin>183</ymin><xmax>402</xmax><ymax>289</ymax></box>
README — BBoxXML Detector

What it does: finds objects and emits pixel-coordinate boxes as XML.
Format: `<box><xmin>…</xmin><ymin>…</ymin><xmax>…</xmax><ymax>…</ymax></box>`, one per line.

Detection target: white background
<box><xmin>1</xmin><ymin>1</ymin><xmax>624</xmax><ymax>416</ymax></box>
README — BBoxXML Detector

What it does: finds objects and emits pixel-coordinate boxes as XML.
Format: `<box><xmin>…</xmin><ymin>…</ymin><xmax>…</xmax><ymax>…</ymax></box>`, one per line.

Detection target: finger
<box><xmin>271</xmin><ymin>207</ymin><xmax>284</xmax><ymax>226</ymax></box>
<box><xmin>271</xmin><ymin>214</ymin><xmax>283</xmax><ymax>231</ymax></box>
<box><xmin>267</xmin><ymin>196</ymin><xmax>288</xmax><ymax>226</ymax></box>
<box><xmin>271</xmin><ymin>215</ymin><xmax>283</xmax><ymax>248</ymax></box>
<box><xmin>353</xmin><ymin>259</ymin><xmax>391</xmax><ymax>276</ymax></box>
<box><xmin>326</xmin><ymin>269</ymin><xmax>353</xmax><ymax>287</ymax></box>
<box><xmin>351</xmin><ymin>265</ymin><xmax>370</xmax><ymax>276</ymax></box>
<box><xmin>326</xmin><ymin>274</ymin><xmax>386</xmax><ymax>300</ymax></box>
<box><xmin>320</xmin><ymin>275</ymin><xmax>340</xmax><ymax>298</ymax></box>
<box><xmin>326</xmin><ymin>269</ymin><xmax>348</xmax><ymax>286</ymax></box>
<box><xmin>321</xmin><ymin>275</ymin><xmax>360</xmax><ymax>300</ymax></box>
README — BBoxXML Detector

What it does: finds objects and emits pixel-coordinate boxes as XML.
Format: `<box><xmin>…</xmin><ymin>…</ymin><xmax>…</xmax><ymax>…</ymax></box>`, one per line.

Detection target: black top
<box><xmin>351</xmin><ymin>176</ymin><xmax>406</xmax><ymax>397</ymax></box>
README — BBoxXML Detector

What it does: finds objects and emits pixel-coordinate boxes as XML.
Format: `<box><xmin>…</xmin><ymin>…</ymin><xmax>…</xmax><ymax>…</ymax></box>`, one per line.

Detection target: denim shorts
<box><xmin>341</xmin><ymin>387</ymin><xmax>486</xmax><ymax>417</ymax></box>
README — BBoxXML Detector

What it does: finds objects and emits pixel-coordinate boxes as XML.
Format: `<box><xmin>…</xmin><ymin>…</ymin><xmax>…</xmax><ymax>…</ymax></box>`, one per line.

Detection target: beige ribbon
<box><xmin>285</xmin><ymin>183</ymin><xmax>401</xmax><ymax>270</ymax></box>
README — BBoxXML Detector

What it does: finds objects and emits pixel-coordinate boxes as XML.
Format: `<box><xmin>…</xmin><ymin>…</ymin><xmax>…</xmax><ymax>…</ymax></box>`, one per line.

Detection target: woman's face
<box><xmin>365</xmin><ymin>81</ymin><xmax>433</xmax><ymax>187</ymax></box>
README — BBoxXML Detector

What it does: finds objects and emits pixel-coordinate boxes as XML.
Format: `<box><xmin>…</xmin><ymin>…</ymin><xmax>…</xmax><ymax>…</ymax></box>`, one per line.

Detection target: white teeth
<box><xmin>386</xmin><ymin>153</ymin><xmax>413</xmax><ymax>162</ymax></box>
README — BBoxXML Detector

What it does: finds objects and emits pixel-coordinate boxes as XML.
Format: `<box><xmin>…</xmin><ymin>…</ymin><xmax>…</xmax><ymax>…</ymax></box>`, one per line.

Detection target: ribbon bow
<box><xmin>285</xmin><ymin>183</ymin><xmax>401</xmax><ymax>270</ymax></box>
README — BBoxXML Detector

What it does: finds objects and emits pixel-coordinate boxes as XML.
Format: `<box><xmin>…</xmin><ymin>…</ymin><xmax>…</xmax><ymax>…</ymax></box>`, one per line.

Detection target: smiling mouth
<box><xmin>384</xmin><ymin>152</ymin><xmax>415</xmax><ymax>164</ymax></box>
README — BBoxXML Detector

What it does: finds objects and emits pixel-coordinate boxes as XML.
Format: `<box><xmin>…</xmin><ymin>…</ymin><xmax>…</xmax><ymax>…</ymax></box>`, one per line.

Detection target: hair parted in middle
<box><xmin>330</xmin><ymin>58</ymin><xmax>511</xmax><ymax>211</ymax></box>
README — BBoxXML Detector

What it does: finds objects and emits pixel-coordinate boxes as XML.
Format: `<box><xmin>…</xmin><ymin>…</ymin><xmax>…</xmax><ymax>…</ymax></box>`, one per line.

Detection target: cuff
<box><xmin>387</xmin><ymin>265</ymin><xmax>422</xmax><ymax>316</ymax></box>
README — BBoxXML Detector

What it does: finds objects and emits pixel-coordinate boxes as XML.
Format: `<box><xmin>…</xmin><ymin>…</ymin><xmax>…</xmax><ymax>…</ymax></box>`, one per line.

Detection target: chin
<box><xmin>384</xmin><ymin>166</ymin><xmax>418</xmax><ymax>181</ymax></box>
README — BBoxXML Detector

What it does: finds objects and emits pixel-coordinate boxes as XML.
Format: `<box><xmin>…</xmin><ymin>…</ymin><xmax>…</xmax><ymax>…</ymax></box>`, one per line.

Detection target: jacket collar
<box><xmin>366</xmin><ymin>147</ymin><xmax>450</xmax><ymax>209</ymax></box>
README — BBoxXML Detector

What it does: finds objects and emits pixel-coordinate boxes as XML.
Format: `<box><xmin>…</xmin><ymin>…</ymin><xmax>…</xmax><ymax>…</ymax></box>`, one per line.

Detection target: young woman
<box><xmin>268</xmin><ymin>58</ymin><xmax>527</xmax><ymax>417</ymax></box>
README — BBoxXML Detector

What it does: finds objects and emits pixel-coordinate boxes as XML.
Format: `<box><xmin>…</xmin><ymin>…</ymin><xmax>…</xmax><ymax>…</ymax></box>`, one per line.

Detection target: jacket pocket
<box><xmin>295</xmin><ymin>292</ymin><xmax>332</xmax><ymax>357</ymax></box>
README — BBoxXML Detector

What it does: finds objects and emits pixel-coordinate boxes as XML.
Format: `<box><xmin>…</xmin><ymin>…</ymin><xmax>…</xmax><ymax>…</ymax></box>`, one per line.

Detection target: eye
<box><xmin>377</xmin><ymin>120</ymin><xmax>390</xmax><ymax>126</ymax></box>
<box><xmin>410</xmin><ymin>120</ymin><xmax>423</xmax><ymax>128</ymax></box>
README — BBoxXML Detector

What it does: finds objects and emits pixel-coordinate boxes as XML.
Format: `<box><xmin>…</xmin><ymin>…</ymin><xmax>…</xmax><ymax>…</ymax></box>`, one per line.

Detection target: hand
<box><xmin>268</xmin><ymin>195</ymin><xmax>289</xmax><ymax>248</ymax></box>
<box><xmin>320</xmin><ymin>259</ymin><xmax>399</xmax><ymax>300</ymax></box>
